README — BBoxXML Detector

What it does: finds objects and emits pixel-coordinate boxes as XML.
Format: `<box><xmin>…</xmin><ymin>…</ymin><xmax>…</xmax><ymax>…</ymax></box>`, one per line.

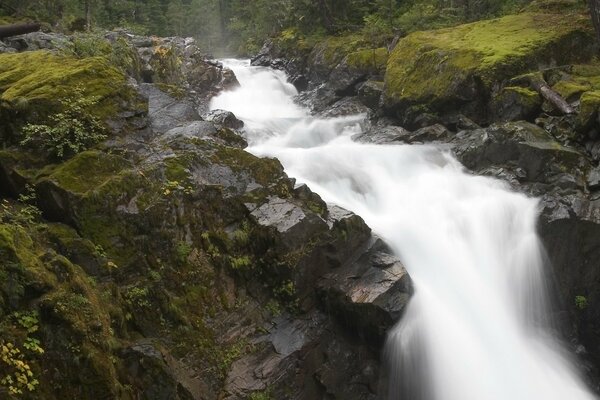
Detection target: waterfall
<box><xmin>210</xmin><ymin>59</ymin><xmax>596</xmax><ymax>400</ymax></box>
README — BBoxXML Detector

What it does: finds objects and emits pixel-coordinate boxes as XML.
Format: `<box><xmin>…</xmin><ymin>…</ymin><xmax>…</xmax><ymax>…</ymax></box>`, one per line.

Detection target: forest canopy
<box><xmin>0</xmin><ymin>0</ymin><xmax>561</xmax><ymax>54</ymax></box>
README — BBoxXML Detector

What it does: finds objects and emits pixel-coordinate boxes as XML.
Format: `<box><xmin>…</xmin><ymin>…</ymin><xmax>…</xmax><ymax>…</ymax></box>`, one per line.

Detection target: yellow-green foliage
<box><xmin>347</xmin><ymin>48</ymin><xmax>389</xmax><ymax>74</ymax></box>
<box><xmin>579</xmin><ymin>91</ymin><xmax>600</xmax><ymax>128</ymax></box>
<box><xmin>384</xmin><ymin>11</ymin><xmax>593</xmax><ymax>108</ymax></box>
<box><xmin>311</xmin><ymin>34</ymin><xmax>379</xmax><ymax>68</ymax></box>
<box><xmin>0</xmin><ymin>51</ymin><xmax>136</xmax><ymax>124</ymax></box>
<box><xmin>553</xmin><ymin>65</ymin><xmax>600</xmax><ymax>100</ymax></box>
<box><xmin>42</xmin><ymin>151</ymin><xmax>131</xmax><ymax>195</ymax></box>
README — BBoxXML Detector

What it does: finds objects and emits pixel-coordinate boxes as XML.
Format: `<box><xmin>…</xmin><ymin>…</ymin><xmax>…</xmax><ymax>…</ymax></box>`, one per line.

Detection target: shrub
<box><xmin>575</xmin><ymin>295</ymin><xmax>589</xmax><ymax>310</ymax></box>
<box><xmin>20</xmin><ymin>87</ymin><xmax>107</xmax><ymax>160</ymax></box>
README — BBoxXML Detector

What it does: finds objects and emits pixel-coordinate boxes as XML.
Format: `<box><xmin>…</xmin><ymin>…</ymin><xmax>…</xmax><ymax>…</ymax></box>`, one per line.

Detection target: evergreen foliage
<box><xmin>0</xmin><ymin>1</ymin><xmax>583</xmax><ymax>54</ymax></box>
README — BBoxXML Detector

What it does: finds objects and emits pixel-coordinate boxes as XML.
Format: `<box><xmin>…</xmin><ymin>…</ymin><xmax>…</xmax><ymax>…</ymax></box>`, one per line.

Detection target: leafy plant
<box><xmin>20</xmin><ymin>87</ymin><xmax>107</xmax><ymax>160</ymax></box>
<box><xmin>575</xmin><ymin>295</ymin><xmax>589</xmax><ymax>310</ymax></box>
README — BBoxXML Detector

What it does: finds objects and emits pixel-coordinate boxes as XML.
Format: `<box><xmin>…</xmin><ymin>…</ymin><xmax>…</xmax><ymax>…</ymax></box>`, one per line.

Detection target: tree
<box><xmin>590</xmin><ymin>0</ymin><xmax>600</xmax><ymax>46</ymax></box>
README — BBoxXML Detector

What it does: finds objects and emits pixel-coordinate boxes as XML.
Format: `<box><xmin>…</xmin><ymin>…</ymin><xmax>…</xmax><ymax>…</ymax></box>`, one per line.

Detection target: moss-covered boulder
<box><xmin>492</xmin><ymin>86</ymin><xmax>542</xmax><ymax>122</ymax></box>
<box><xmin>580</xmin><ymin>91</ymin><xmax>600</xmax><ymax>131</ymax></box>
<box><xmin>0</xmin><ymin>50</ymin><xmax>147</xmax><ymax>144</ymax></box>
<box><xmin>454</xmin><ymin>121</ymin><xmax>590</xmax><ymax>188</ymax></box>
<box><xmin>383</xmin><ymin>11</ymin><xmax>594</xmax><ymax>125</ymax></box>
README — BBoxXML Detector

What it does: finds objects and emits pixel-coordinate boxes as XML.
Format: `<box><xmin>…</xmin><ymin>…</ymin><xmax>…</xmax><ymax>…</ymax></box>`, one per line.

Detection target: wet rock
<box><xmin>250</xmin><ymin>196</ymin><xmax>328</xmax><ymax>249</ymax></box>
<box><xmin>203</xmin><ymin>109</ymin><xmax>244</xmax><ymax>130</ymax></box>
<box><xmin>296</xmin><ymin>84</ymin><xmax>340</xmax><ymax>114</ymax></box>
<box><xmin>358</xmin><ymin>80</ymin><xmax>384</xmax><ymax>110</ymax></box>
<box><xmin>492</xmin><ymin>86</ymin><xmax>542</xmax><ymax>122</ymax></box>
<box><xmin>224</xmin><ymin>311</ymin><xmax>380</xmax><ymax>400</ymax></box>
<box><xmin>318</xmin><ymin>237</ymin><xmax>412</xmax><ymax>341</ymax></box>
<box><xmin>123</xmin><ymin>341</ymin><xmax>194</xmax><ymax>400</ymax></box>
<box><xmin>408</xmin><ymin>124</ymin><xmax>452</xmax><ymax>143</ymax></box>
<box><xmin>354</xmin><ymin>125</ymin><xmax>411</xmax><ymax>144</ymax></box>
<box><xmin>291</xmin><ymin>74</ymin><xmax>309</xmax><ymax>92</ymax></box>
<box><xmin>139</xmin><ymin>83</ymin><xmax>200</xmax><ymax>134</ymax></box>
<box><xmin>589</xmin><ymin>166</ymin><xmax>600</xmax><ymax>190</ymax></box>
<box><xmin>251</xmin><ymin>40</ymin><xmax>275</xmax><ymax>66</ymax></box>
<box><xmin>320</xmin><ymin>97</ymin><xmax>370</xmax><ymax>118</ymax></box>
<box><xmin>453</xmin><ymin>121</ymin><xmax>590</xmax><ymax>187</ymax></box>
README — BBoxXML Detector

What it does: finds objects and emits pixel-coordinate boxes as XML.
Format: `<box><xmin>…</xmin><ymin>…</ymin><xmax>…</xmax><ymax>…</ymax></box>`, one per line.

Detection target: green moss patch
<box><xmin>43</xmin><ymin>151</ymin><xmax>131</xmax><ymax>195</ymax></box>
<box><xmin>347</xmin><ymin>47</ymin><xmax>389</xmax><ymax>74</ymax></box>
<box><xmin>384</xmin><ymin>11</ymin><xmax>594</xmax><ymax>117</ymax></box>
<box><xmin>579</xmin><ymin>91</ymin><xmax>600</xmax><ymax>129</ymax></box>
<box><xmin>0</xmin><ymin>51</ymin><xmax>143</xmax><ymax>144</ymax></box>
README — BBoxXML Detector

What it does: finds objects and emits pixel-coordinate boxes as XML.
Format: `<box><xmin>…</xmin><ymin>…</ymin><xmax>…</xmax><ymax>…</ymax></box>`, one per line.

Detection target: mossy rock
<box><xmin>384</xmin><ymin>11</ymin><xmax>594</xmax><ymax>123</ymax></box>
<box><xmin>579</xmin><ymin>91</ymin><xmax>600</xmax><ymax>131</ymax></box>
<box><xmin>492</xmin><ymin>86</ymin><xmax>542</xmax><ymax>122</ymax></box>
<box><xmin>346</xmin><ymin>47</ymin><xmax>389</xmax><ymax>75</ymax></box>
<box><xmin>0</xmin><ymin>50</ymin><xmax>145</xmax><ymax>143</ymax></box>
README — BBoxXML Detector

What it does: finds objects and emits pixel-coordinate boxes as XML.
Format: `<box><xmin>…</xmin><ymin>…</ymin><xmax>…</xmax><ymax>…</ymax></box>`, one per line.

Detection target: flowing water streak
<box><xmin>210</xmin><ymin>59</ymin><xmax>596</xmax><ymax>400</ymax></box>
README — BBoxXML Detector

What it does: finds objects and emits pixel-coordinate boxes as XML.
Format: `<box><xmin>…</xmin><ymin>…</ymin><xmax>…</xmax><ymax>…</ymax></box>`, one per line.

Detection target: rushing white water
<box><xmin>210</xmin><ymin>59</ymin><xmax>596</xmax><ymax>400</ymax></box>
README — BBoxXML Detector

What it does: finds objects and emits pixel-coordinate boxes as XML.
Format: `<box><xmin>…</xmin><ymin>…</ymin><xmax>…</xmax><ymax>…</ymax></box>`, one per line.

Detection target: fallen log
<box><xmin>509</xmin><ymin>72</ymin><xmax>575</xmax><ymax>115</ymax></box>
<box><xmin>0</xmin><ymin>22</ymin><xmax>41</xmax><ymax>39</ymax></box>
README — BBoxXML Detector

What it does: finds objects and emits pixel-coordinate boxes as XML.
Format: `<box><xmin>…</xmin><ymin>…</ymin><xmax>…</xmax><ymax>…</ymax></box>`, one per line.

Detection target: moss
<box><xmin>579</xmin><ymin>91</ymin><xmax>600</xmax><ymax>129</ymax></box>
<box><xmin>384</xmin><ymin>11</ymin><xmax>594</xmax><ymax>113</ymax></box>
<box><xmin>149</xmin><ymin>45</ymin><xmax>184</xmax><ymax>86</ymax></box>
<box><xmin>346</xmin><ymin>47</ymin><xmax>389</xmax><ymax>74</ymax></box>
<box><xmin>43</xmin><ymin>151</ymin><xmax>131</xmax><ymax>195</ymax></box>
<box><xmin>0</xmin><ymin>50</ymin><xmax>147</xmax><ymax>146</ymax></box>
<box><xmin>553</xmin><ymin>80</ymin><xmax>591</xmax><ymax>100</ymax></box>
<box><xmin>212</xmin><ymin>146</ymin><xmax>287</xmax><ymax>188</ymax></box>
<box><xmin>155</xmin><ymin>83</ymin><xmax>186</xmax><ymax>99</ymax></box>
<box><xmin>0</xmin><ymin>51</ymin><xmax>135</xmax><ymax>121</ymax></box>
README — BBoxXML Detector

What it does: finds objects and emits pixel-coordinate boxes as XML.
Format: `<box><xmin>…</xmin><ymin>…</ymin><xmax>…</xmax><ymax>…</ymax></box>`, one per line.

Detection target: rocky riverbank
<box><xmin>252</xmin><ymin>0</ymin><xmax>600</xmax><ymax>391</ymax></box>
<box><xmin>2</xmin><ymin>0</ymin><xmax>600</xmax><ymax>397</ymax></box>
<box><xmin>0</xmin><ymin>29</ymin><xmax>412</xmax><ymax>399</ymax></box>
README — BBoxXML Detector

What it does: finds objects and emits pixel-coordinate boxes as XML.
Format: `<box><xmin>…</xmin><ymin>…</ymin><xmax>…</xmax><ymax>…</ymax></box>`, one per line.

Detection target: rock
<box><xmin>251</xmin><ymin>40</ymin><xmax>275</xmax><ymax>66</ymax></box>
<box><xmin>384</xmin><ymin>12</ymin><xmax>595</xmax><ymax>124</ymax></box>
<box><xmin>408</xmin><ymin>124</ymin><xmax>452</xmax><ymax>143</ymax></box>
<box><xmin>589</xmin><ymin>166</ymin><xmax>600</xmax><ymax>190</ymax></box>
<box><xmin>0</xmin><ymin>40</ymin><xmax>16</xmax><ymax>54</ymax></box>
<box><xmin>139</xmin><ymin>83</ymin><xmax>199</xmax><ymax>134</ymax></box>
<box><xmin>163</xmin><ymin>121</ymin><xmax>247</xmax><ymax>148</ymax></box>
<box><xmin>537</xmin><ymin>193</ymin><xmax>600</xmax><ymax>368</ymax></box>
<box><xmin>224</xmin><ymin>310</ymin><xmax>380</xmax><ymax>400</ymax></box>
<box><xmin>493</xmin><ymin>86</ymin><xmax>542</xmax><ymax>122</ymax></box>
<box><xmin>250</xmin><ymin>196</ymin><xmax>329</xmax><ymax>249</ymax></box>
<box><xmin>290</xmin><ymin>74</ymin><xmax>309</xmax><ymax>92</ymax></box>
<box><xmin>3</xmin><ymin>32</ymin><xmax>70</xmax><ymax>52</ymax></box>
<box><xmin>0</xmin><ymin>51</ymin><xmax>147</xmax><ymax>144</ymax></box>
<box><xmin>222</xmin><ymin>67</ymin><xmax>240</xmax><ymax>90</ymax></box>
<box><xmin>579</xmin><ymin>91</ymin><xmax>600</xmax><ymax>132</ymax></box>
<box><xmin>123</xmin><ymin>341</ymin><xmax>194</xmax><ymax>400</ymax></box>
<box><xmin>296</xmin><ymin>84</ymin><xmax>340</xmax><ymax>114</ymax></box>
<box><xmin>318</xmin><ymin>236</ymin><xmax>412</xmax><ymax>341</ymax></box>
<box><xmin>319</xmin><ymin>97</ymin><xmax>370</xmax><ymax>118</ymax></box>
<box><xmin>354</xmin><ymin>125</ymin><xmax>412</xmax><ymax>144</ymax></box>
<box><xmin>203</xmin><ymin>109</ymin><xmax>244</xmax><ymax>130</ymax></box>
<box><xmin>358</xmin><ymin>80</ymin><xmax>384</xmax><ymax>110</ymax></box>
<box><xmin>453</xmin><ymin>121</ymin><xmax>590</xmax><ymax>187</ymax></box>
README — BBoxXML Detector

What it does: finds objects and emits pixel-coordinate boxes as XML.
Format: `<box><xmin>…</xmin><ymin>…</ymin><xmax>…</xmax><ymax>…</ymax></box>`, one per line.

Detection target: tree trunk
<box><xmin>85</xmin><ymin>0</ymin><xmax>92</xmax><ymax>31</ymax></box>
<box><xmin>0</xmin><ymin>23</ymin><xmax>41</xmax><ymax>39</ymax></box>
<box><xmin>218</xmin><ymin>0</ymin><xmax>226</xmax><ymax>49</ymax></box>
<box><xmin>590</xmin><ymin>0</ymin><xmax>600</xmax><ymax>45</ymax></box>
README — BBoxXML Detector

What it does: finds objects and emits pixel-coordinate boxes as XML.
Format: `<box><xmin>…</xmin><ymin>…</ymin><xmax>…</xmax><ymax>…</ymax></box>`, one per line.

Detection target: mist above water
<box><xmin>210</xmin><ymin>59</ymin><xmax>596</xmax><ymax>400</ymax></box>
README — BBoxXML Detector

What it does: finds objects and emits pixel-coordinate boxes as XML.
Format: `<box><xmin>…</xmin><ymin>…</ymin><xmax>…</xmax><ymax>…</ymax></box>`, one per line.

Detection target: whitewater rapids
<box><xmin>210</xmin><ymin>59</ymin><xmax>596</xmax><ymax>400</ymax></box>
